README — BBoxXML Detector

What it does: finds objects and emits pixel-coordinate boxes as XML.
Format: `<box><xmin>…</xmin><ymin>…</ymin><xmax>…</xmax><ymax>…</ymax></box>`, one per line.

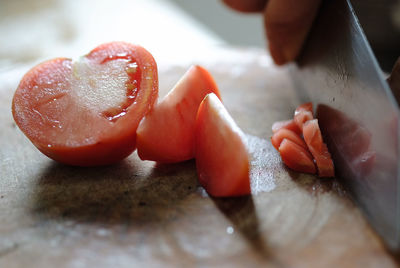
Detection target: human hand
<box><xmin>222</xmin><ymin>0</ymin><xmax>321</xmax><ymax>65</ymax></box>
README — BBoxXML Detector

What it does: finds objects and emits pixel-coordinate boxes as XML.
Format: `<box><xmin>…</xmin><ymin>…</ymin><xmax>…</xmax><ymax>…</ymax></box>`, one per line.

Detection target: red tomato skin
<box><xmin>195</xmin><ymin>93</ymin><xmax>250</xmax><ymax>197</ymax></box>
<box><xmin>303</xmin><ymin>119</ymin><xmax>335</xmax><ymax>177</ymax></box>
<box><xmin>137</xmin><ymin>65</ymin><xmax>221</xmax><ymax>163</ymax></box>
<box><xmin>279</xmin><ymin>139</ymin><xmax>316</xmax><ymax>174</ymax></box>
<box><xmin>12</xmin><ymin>42</ymin><xmax>158</xmax><ymax>166</ymax></box>
<box><xmin>272</xmin><ymin>119</ymin><xmax>302</xmax><ymax>135</ymax></box>
<box><xmin>35</xmin><ymin>134</ymin><xmax>137</xmax><ymax>166</ymax></box>
<box><xmin>271</xmin><ymin>128</ymin><xmax>308</xmax><ymax>151</ymax></box>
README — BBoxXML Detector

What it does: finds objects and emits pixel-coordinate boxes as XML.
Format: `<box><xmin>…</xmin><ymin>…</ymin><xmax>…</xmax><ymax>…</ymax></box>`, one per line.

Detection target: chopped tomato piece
<box><xmin>295</xmin><ymin>102</ymin><xmax>313</xmax><ymax>115</ymax></box>
<box><xmin>272</xmin><ymin>119</ymin><xmax>301</xmax><ymax>135</ymax></box>
<box><xmin>195</xmin><ymin>93</ymin><xmax>250</xmax><ymax>197</ymax></box>
<box><xmin>303</xmin><ymin>119</ymin><xmax>335</xmax><ymax>177</ymax></box>
<box><xmin>12</xmin><ymin>42</ymin><xmax>158</xmax><ymax>166</ymax></box>
<box><xmin>294</xmin><ymin>102</ymin><xmax>314</xmax><ymax>130</ymax></box>
<box><xmin>136</xmin><ymin>65</ymin><xmax>220</xmax><ymax>162</ymax></box>
<box><xmin>271</xmin><ymin>128</ymin><xmax>308</xmax><ymax>151</ymax></box>
<box><xmin>294</xmin><ymin>110</ymin><xmax>313</xmax><ymax>130</ymax></box>
<box><xmin>278</xmin><ymin>139</ymin><xmax>316</xmax><ymax>174</ymax></box>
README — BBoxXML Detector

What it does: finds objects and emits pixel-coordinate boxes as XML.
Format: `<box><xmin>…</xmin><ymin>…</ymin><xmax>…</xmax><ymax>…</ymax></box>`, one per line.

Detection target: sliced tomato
<box><xmin>271</xmin><ymin>128</ymin><xmax>308</xmax><ymax>151</ymax></box>
<box><xmin>295</xmin><ymin>102</ymin><xmax>313</xmax><ymax>115</ymax></box>
<box><xmin>294</xmin><ymin>110</ymin><xmax>313</xmax><ymax>130</ymax></box>
<box><xmin>294</xmin><ymin>102</ymin><xmax>314</xmax><ymax>130</ymax></box>
<box><xmin>12</xmin><ymin>42</ymin><xmax>158</xmax><ymax>166</ymax></box>
<box><xmin>271</xmin><ymin>119</ymin><xmax>301</xmax><ymax>135</ymax></box>
<box><xmin>136</xmin><ymin>65</ymin><xmax>220</xmax><ymax>163</ymax></box>
<box><xmin>195</xmin><ymin>93</ymin><xmax>250</xmax><ymax>197</ymax></box>
<box><xmin>303</xmin><ymin>119</ymin><xmax>335</xmax><ymax>177</ymax></box>
<box><xmin>278</xmin><ymin>139</ymin><xmax>316</xmax><ymax>174</ymax></box>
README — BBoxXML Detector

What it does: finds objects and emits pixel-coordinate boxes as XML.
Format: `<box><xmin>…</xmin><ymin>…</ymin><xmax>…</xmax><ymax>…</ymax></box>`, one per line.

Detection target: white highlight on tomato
<box><xmin>71</xmin><ymin>58</ymin><xmax>129</xmax><ymax>113</ymax></box>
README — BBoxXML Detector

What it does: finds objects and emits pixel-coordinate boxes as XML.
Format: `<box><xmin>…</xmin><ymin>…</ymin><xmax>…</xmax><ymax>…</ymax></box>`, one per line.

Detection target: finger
<box><xmin>222</xmin><ymin>0</ymin><xmax>267</xmax><ymax>13</ymax></box>
<box><xmin>264</xmin><ymin>0</ymin><xmax>321</xmax><ymax>65</ymax></box>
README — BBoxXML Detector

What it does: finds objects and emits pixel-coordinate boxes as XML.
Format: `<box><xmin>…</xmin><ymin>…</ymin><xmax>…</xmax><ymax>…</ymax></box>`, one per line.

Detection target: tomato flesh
<box><xmin>195</xmin><ymin>93</ymin><xmax>250</xmax><ymax>197</ymax></box>
<box><xmin>272</xmin><ymin>119</ymin><xmax>301</xmax><ymax>135</ymax></box>
<box><xmin>294</xmin><ymin>102</ymin><xmax>313</xmax><ymax>130</ymax></box>
<box><xmin>271</xmin><ymin>128</ymin><xmax>308</xmax><ymax>151</ymax></box>
<box><xmin>295</xmin><ymin>102</ymin><xmax>313</xmax><ymax>115</ymax></box>
<box><xmin>137</xmin><ymin>65</ymin><xmax>220</xmax><ymax>163</ymax></box>
<box><xmin>278</xmin><ymin>139</ymin><xmax>316</xmax><ymax>174</ymax></box>
<box><xmin>294</xmin><ymin>110</ymin><xmax>313</xmax><ymax>130</ymax></box>
<box><xmin>12</xmin><ymin>42</ymin><xmax>158</xmax><ymax>166</ymax></box>
<box><xmin>303</xmin><ymin>119</ymin><xmax>335</xmax><ymax>177</ymax></box>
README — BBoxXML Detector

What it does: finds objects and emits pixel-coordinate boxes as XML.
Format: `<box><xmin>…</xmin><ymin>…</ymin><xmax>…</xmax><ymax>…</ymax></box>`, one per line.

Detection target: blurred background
<box><xmin>0</xmin><ymin>0</ymin><xmax>399</xmax><ymax>72</ymax></box>
<box><xmin>0</xmin><ymin>0</ymin><xmax>262</xmax><ymax>72</ymax></box>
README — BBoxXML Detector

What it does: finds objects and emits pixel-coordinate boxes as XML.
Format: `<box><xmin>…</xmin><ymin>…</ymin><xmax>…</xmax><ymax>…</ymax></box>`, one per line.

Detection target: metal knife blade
<box><xmin>290</xmin><ymin>0</ymin><xmax>400</xmax><ymax>251</ymax></box>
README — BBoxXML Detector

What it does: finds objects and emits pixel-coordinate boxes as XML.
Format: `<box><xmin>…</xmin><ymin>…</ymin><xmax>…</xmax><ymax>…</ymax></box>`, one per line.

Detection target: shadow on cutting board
<box><xmin>211</xmin><ymin>196</ymin><xmax>275</xmax><ymax>262</ymax></box>
<box><xmin>29</xmin><ymin>156</ymin><xmax>277</xmax><ymax>262</ymax></box>
<box><xmin>289</xmin><ymin>171</ymin><xmax>349</xmax><ymax>198</ymax></box>
<box><xmin>30</xmin><ymin>158</ymin><xmax>200</xmax><ymax>226</ymax></box>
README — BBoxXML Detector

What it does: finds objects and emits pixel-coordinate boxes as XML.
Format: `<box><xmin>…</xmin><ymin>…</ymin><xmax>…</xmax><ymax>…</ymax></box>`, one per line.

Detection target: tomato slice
<box><xmin>195</xmin><ymin>93</ymin><xmax>250</xmax><ymax>197</ymax></box>
<box><xmin>136</xmin><ymin>65</ymin><xmax>220</xmax><ymax>163</ymax></box>
<box><xmin>12</xmin><ymin>42</ymin><xmax>158</xmax><ymax>166</ymax></box>
<box><xmin>303</xmin><ymin>119</ymin><xmax>335</xmax><ymax>177</ymax></box>
<box><xmin>294</xmin><ymin>102</ymin><xmax>313</xmax><ymax>130</ymax></box>
<box><xmin>278</xmin><ymin>139</ymin><xmax>316</xmax><ymax>174</ymax></box>
<box><xmin>271</xmin><ymin>128</ymin><xmax>308</xmax><ymax>151</ymax></box>
<box><xmin>272</xmin><ymin>119</ymin><xmax>301</xmax><ymax>135</ymax></box>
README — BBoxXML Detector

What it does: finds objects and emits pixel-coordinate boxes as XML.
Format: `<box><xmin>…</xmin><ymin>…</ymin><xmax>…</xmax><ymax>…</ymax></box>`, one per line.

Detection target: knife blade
<box><xmin>289</xmin><ymin>0</ymin><xmax>400</xmax><ymax>251</ymax></box>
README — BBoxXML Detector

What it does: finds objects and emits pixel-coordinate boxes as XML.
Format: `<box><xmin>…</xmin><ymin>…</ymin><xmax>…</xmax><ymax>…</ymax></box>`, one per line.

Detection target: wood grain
<box><xmin>0</xmin><ymin>48</ymin><xmax>397</xmax><ymax>267</ymax></box>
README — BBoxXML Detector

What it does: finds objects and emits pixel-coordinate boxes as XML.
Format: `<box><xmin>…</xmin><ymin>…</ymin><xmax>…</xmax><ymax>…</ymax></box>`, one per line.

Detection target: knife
<box><xmin>289</xmin><ymin>0</ymin><xmax>400</xmax><ymax>251</ymax></box>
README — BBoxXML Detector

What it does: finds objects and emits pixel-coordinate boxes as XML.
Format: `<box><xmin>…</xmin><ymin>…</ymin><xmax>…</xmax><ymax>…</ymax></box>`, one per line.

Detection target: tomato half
<box><xmin>195</xmin><ymin>93</ymin><xmax>250</xmax><ymax>197</ymax></box>
<box><xmin>12</xmin><ymin>42</ymin><xmax>158</xmax><ymax>166</ymax></box>
<box><xmin>136</xmin><ymin>65</ymin><xmax>220</xmax><ymax>163</ymax></box>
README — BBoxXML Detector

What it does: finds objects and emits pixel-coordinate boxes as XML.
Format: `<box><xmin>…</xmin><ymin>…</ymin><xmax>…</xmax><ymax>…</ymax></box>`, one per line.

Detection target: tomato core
<box><xmin>97</xmin><ymin>54</ymin><xmax>142</xmax><ymax>122</ymax></box>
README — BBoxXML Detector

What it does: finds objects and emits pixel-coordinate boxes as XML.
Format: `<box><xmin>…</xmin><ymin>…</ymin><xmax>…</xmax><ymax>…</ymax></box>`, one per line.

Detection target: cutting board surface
<box><xmin>0</xmin><ymin>47</ymin><xmax>397</xmax><ymax>267</ymax></box>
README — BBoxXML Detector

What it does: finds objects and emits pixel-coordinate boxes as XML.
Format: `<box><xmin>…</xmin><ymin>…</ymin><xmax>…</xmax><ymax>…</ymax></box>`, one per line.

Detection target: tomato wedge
<box><xmin>303</xmin><ymin>119</ymin><xmax>335</xmax><ymax>177</ymax></box>
<box><xmin>136</xmin><ymin>65</ymin><xmax>220</xmax><ymax>163</ymax></box>
<box><xmin>272</xmin><ymin>119</ymin><xmax>301</xmax><ymax>135</ymax></box>
<box><xmin>271</xmin><ymin>128</ymin><xmax>308</xmax><ymax>151</ymax></box>
<box><xmin>12</xmin><ymin>42</ymin><xmax>158</xmax><ymax>166</ymax></box>
<box><xmin>278</xmin><ymin>139</ymin><xmax>316</xmax><ymax>174</ymax></box>
<box><xmin>195</xmin><ymin>93</ymin><xmax>250</xmax><ymax>197</ymax></box>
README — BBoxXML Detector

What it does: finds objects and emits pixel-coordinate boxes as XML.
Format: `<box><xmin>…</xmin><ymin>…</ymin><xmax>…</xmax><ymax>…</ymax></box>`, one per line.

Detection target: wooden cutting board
<box><xmin>0</xmin><ymin>47</ymin><xmax>397</xmax><ymax>267</ymax></box>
